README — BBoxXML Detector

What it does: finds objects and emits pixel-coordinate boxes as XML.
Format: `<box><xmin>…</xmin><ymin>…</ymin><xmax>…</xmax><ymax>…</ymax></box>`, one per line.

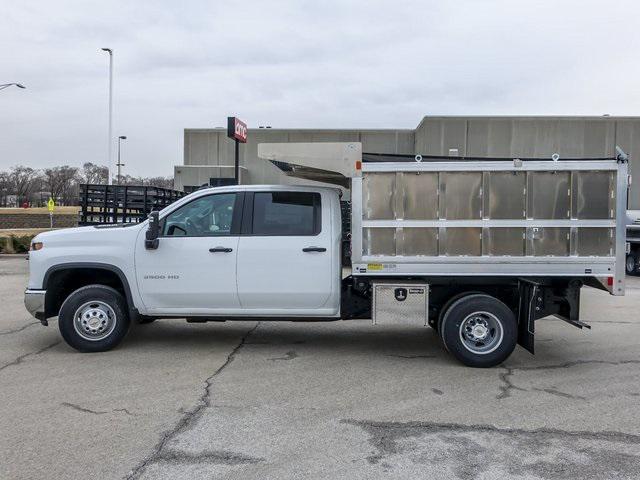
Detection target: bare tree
<box><xmin>1</xmin><ymin>164</ymin><xmax>175</xmax><ymax>207</ymax></box>
<box><xmin>144</xmin><ymin>176</ymin><xmax>174</xmax><ymax>189</ymax></box>
<box><xmin>112</xmin><ymin>175</ymin><xmax>174</xmax><ymax>189</ymax></box>
<box><xmin>0</xmin><ymin>171</ymin><xmax>10</xmax><ymax>207</ymax></box>
<box><xmin>9</xmin><ymin>166</ymin><xmax>40</xmax><ymax>206</ymax></box>
<box><xmin>113</xmin><ymin>174</ymin><xmax>142</xmax><ymax>186</ymax></box>
<box><xmin>43</xmin><ymin>166</ymin><xmax>80</xmax><ymax>206</ymax></box>
<box><xmin>82</xmin><ymin>162</ymin><xmax>109</xmax><ymax>184</ymax></box>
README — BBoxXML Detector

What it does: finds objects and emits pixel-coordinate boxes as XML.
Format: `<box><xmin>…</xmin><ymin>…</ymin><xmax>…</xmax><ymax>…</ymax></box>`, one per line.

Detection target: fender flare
<box><xmin>43</xmin><ymin>262</ymin><xmax>137</xmax><ymax>316</ymax></box>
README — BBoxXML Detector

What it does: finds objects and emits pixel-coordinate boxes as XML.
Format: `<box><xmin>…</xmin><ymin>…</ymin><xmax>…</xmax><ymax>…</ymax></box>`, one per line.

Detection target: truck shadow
<box><xmin>17</xmin><ymin>318</ymin><xmax>570</xmax><ymax>366</ymax></box>
<box><xmin>121</xmin><ymin>319</ymin><xmax>588</xmax><ymax>366</ymax></box>
<box><xmin>122</xmin><ymin>320</ymin><xmax>451</xmax><ymax>363</ymax></box>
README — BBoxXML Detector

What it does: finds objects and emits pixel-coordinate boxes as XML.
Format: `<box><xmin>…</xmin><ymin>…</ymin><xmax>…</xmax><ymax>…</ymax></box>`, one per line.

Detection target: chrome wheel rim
<box><xmin>73</xmin><ymin>301</ymin><xmax>117</xmax><ymax>341</ymax></box>
<box><xmin>459</xmin><ymin>311</ymin><xmax>503</xmax><ymax>355</ymax></box>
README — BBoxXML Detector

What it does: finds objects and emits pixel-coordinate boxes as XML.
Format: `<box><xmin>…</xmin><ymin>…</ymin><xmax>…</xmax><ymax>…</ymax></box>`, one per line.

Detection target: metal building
<box><xmin>175</xmin><ymin>116</ymin><xmax>640</xmax><ymax>208</ymax></box>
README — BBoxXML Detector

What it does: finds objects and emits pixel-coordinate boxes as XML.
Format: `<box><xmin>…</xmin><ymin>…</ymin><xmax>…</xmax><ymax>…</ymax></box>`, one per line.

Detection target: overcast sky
<box><xmin>1</xmin><ymin>0</ymin><xmax>638</xmax><ymax>177</ymax></box>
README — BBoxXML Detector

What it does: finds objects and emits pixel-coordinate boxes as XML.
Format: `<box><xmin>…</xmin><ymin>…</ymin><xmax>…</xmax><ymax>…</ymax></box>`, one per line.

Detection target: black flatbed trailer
<box><xmin>79</xmin><ymin>184</ymin><xmax>184</xmax><ymax>226</ymax></box>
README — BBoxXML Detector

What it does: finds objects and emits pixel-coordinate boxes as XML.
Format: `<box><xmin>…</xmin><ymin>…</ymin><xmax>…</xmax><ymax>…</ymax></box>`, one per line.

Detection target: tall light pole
<box><xmin>101</xmin><ymin>48</ymin><xmax>113</xmax><ymax>185</ymax></box>
<box><xmin>117</xmin><ymin>136</ymin><xmax>127</xmax><ymax>185</ymax></box>
<box><xmin>0</xmin><ymin>83</ymin><xmax>26</xmax><ymax>91</ymax></box>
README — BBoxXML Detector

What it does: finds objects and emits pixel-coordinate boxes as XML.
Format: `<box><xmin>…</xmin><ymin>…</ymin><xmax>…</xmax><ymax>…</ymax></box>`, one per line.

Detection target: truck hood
<box><xmin>33</xmin><ymin>223</ymin><xmax>144</xmax><ymax>246</ymax></box>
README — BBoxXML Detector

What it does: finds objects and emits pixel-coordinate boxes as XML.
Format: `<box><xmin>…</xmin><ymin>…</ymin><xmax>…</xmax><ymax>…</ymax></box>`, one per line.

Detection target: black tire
<box><xmin>626</xmin><ymin>252</ymin><xmax>638</xmax><ymax>275</ymax></box>
<box><xmin>439</xmin><ymin>294</ymin><xmax>517</xmax><ymax>368</ymax></box>
<box><xmin>58</xmin><ymin>285</ymin><xmax>130</xmax><ymax>352</ymax></box>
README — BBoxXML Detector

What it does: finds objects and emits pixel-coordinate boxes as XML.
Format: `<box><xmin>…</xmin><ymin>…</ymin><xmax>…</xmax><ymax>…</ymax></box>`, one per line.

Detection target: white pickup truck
<box><xmin>24</xmin><ymin>143</ymin><xmax>629</xmax><ymax>367</ymax></box>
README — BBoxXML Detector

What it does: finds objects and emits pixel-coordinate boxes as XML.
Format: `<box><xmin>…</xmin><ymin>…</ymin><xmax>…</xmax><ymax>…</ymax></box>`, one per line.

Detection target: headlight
<box><xmin>30</xmin><ymin>242</ymin><xmax>44</xmax><ymax>251</ymax></box>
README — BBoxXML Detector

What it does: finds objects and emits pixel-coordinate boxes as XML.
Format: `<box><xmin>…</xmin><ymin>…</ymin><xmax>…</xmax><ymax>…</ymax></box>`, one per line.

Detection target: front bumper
<box><xmin>24</xmin><ymin>289</ymin><xmax>46</xmax><ymax>323</ymax></box>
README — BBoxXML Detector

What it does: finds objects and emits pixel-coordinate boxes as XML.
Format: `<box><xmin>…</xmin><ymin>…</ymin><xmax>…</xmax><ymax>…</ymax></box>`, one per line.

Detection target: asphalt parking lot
<box><xmin>1</xmin><ymin>255</ymin><xmax>640</xmax><ymax>479</ymax></box>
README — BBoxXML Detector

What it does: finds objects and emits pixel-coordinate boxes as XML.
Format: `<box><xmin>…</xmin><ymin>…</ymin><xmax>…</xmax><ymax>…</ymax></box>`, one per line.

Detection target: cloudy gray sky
<box><xmin>1</xmin><ymin>0</ymin><xmax>638</xmax><ymax>177</ymax></box>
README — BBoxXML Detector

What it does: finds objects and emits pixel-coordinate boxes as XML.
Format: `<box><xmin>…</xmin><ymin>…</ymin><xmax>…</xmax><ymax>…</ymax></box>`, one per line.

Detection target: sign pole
<box><xmin>227</xmin><ymin>116</ymin><xmax>247</xmax><ymax>186</ymax></box>
<box><xmin>47</xmin><ymin>198</ymin><xmax>55</xmax><ymax>228</ymax></box>
<box><xmin>235</xmin><ymin>139</ymin><xmax>239</xmax><ymax>185</ymax></box>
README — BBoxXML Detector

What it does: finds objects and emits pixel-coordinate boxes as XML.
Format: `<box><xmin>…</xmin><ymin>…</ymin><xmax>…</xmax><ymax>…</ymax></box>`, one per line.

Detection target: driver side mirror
<box><xmin>145</xmin><ymin>211</ymin><xmax>160</xmax><ymax>250</ymax></box>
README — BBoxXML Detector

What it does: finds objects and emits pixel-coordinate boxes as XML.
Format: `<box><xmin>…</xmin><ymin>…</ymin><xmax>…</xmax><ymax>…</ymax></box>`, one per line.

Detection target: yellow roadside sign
<box><xmin>47</xmin><ymin>198</ymin><xmax>55</xmax><ymax>212</ymax></box>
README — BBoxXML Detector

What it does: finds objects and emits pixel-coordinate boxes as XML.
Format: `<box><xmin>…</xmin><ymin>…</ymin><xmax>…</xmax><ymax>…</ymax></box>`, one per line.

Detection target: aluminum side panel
<box><xmin>572</xmin><ymin>171</ymin><xmax>615</xmax><ymax>219</ymax></box>
<box><xmin>363</xmin><ymin>227</ymin><xmax>395</xmax><ymax>256</ymax></box>
<box><xmin>400</xmin><ymin>228</ymin><xmax>438</xmax><ymax>256</ymax></box>
<box><xmin>439</xmin><ymin>172</ymin><xmax>482</xmax><ymax>220</ymax></box>
<box><xmin>363</xmin><ymin>173</ymin><xmax>395</xmax><ymax>220</ymax></box>
<box><xmin>484</xmin><ymin>228</ymin><xmax>525</xmax><ymax>256</ymax></box>
<box><xmin>576</xmin><ymin>228</ymin><xmax>614</xmax><ymax>256</ymax></box>
<box><xmin>402</xmin><ymin>172</ymin><xmax>438</xmax><ymax>220</ymax></box>
<box><xmin>486</xmin><ymin>171</ymin><xmax>526</xmax><ymax>219</ymax></box>
<box><xmin>528</xmin><ymin>172</ymin><xmax>570</xmax><ymax>219</ymax></box>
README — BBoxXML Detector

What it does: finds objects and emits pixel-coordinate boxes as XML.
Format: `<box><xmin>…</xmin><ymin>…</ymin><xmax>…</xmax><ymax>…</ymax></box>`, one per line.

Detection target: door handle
<box><xmin>209</xmin><ymin>247</ymin><xmax>233</xmax><ymax>253</ymax></box>
<box><xmin>302</xmin><ymin>246</ymin><xmax>327</xmax><ymax>252</ymax></box>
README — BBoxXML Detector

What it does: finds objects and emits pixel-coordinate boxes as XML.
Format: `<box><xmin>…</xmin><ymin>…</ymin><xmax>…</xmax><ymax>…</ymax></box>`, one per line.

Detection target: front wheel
<box><xmin>58</xmin><ymin>285</ymin><xmax>130</xmax><ymax>352</ymax></box>
<box><xmin>439</xmin><ymin>294</ymin><xmax>517</xmax><ymax>368</ymax></box>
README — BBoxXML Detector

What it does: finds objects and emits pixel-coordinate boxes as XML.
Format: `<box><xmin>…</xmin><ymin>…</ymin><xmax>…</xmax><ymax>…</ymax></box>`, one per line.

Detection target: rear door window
<box><xmin>252</xmin><ymin>192</ymin><xmax>321</xmax><ymax>236</ymax></box>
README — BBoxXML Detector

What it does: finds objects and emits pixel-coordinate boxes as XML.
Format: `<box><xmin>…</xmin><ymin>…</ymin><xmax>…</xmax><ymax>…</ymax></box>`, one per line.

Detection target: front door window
<box><xmin>163</xmin><ymin>193</ymin><xmax>236</xmax><ymax>237</ymax></box>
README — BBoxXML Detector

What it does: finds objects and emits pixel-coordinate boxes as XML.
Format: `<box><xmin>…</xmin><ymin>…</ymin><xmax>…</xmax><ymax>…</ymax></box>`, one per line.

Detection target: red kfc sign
<box><xmin>227</xmin><ymin>117</ymin><xmax>247</xmax><ymax>143</ymax></box>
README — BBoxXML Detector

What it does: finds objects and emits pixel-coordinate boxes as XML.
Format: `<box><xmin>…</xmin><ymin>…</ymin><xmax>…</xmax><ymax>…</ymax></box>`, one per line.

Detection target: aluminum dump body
<box><xmin>258</xmin><ymin>143</ymin><xmax>628</xmax><ymax>296</ymax></box>
<box><xmin>351</xmin><ymin>158</ymin><xmax>627</xmax><ymax>294</ymax></box>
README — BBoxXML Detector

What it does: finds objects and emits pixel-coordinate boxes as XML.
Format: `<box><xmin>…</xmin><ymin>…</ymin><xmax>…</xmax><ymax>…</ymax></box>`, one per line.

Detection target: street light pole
<box><xmin>117</xmin><ymin>136</ymin><xmax>127</xmax><ymax>185</ymax></box>
<box><xmin>101</xmin><ymin>48</ymin><xmax>113</xmax><ymax>185</ymax></box>
<box><xmin>0</xmin><ymin>83</ymin><xmax>26</xmax><ymax>91</ymax></box>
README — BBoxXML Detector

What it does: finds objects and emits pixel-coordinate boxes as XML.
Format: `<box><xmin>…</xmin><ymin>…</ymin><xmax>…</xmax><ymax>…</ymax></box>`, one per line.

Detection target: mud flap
<box><xmin>517</xmin><ymin>279</ymin><xmax>584</xmax><ymax>355</ymax></box>
<box><xmin>517</xmin><ymin>280</ymin><xmax>539</xmax><ymax>354</ymax></box>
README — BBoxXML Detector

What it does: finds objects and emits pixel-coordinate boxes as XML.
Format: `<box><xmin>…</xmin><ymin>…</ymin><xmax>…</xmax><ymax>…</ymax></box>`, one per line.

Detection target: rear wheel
<box><xmin>626</xmin><ymin>252</ymin><xmax>638</xmax><ymax>275</ymax></box>
<box><xmin>439</xmin><ymin>294</ymin><xmax>517</xmax><ymax>368</ymax></box>
<box><xmin>58</xmin><ymin>285</ymin><xmax>130</xmax><ymax>352</ymax></box>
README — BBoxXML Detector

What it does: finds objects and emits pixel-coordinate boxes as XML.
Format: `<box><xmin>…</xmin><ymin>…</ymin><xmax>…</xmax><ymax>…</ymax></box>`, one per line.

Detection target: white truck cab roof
<box><xmin>161</xmin><ymin>184</ymin><xmax>342</xmax><ymax>218</ymax></box>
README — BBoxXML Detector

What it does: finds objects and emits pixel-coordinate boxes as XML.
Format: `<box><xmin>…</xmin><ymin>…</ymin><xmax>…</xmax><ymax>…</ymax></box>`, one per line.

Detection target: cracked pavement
<box><xmin>2</xmin><ymin>255</ymin><xmax>640</xmax><ymax>479</ymax></box>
